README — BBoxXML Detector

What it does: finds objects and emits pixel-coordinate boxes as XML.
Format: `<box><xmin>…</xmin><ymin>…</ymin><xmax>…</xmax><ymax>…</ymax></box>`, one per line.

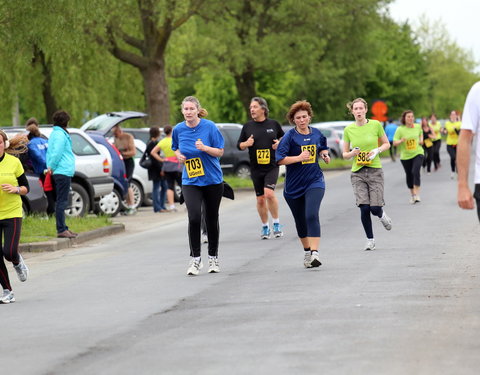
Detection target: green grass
<box><xmin>20</xmin><ymin>215</ymin><xmax>113</xmax><ymax>243</ymax></box>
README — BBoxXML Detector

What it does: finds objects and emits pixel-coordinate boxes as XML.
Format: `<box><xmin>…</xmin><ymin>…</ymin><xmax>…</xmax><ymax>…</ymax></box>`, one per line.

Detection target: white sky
<box><xmin>387</xmin><ymin>0</ymin><xmax>480</xmax><ymax>69</ymax></box>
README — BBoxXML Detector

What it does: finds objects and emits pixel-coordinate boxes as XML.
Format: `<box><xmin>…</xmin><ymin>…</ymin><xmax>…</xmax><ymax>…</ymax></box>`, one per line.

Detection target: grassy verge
<box><xmin>21</xmin><ymin>215</ymin><xmax>113</xmax><ymax>243</ymax></box>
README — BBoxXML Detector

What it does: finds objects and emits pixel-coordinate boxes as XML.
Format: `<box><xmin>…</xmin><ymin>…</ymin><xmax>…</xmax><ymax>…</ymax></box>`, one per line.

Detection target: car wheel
<box><xmin>96</xmin><ymin>188</ymin><xmax>122</xmax><ymax>217</ymax></box>
<box><xmin>235</xmin><ymin>164</ymin><xmax>251</xmax><ymax>179</ymax></box>
<box><xmin>122</xmin><ymin>180</ymin><xmax>143</xmax><ymax>209</ymax></box>
<box><xmin>66</xmin><ymin>182</ymin><xmax>90</xmax><ymax>217</ymax></box>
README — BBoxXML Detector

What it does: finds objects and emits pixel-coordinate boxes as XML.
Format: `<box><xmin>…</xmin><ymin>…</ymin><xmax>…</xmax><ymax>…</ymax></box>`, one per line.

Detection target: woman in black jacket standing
<box><xmin>145</xmin><ymin>127</ymin><xmax>167</xmax><ymax>212</ymax></box>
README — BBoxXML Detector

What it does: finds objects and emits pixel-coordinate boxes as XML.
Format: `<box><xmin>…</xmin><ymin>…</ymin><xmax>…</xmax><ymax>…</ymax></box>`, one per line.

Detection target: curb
<box><xmin>19</xmin><ymin>223</ymin><xmax>125</xmax><ymax>253</ymax></box>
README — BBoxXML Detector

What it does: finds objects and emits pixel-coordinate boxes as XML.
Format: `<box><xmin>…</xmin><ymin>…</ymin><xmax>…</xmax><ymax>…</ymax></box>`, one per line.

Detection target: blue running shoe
<box><xmin>261</xmin><ymin>226</ymin><xmax>271</xmax><ymax>239</ymax></box>
<box><xmin>273</xmin><ymin>223</ymin><xmax>283</xmax><ymax>238</ymax></box>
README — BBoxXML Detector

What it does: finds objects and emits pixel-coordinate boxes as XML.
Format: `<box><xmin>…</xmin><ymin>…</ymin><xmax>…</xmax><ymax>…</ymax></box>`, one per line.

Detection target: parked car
<box><xmin>80</xmin><ymin>111</ymin><xmax>148</xmax><ymax>136</ymax></box>
<box><xmin>87</xmin><ymin>132</ymin><xmax>129</xmax><ymax>217</ymax></box>
<box><xmin>22</xmin><ymin>173</ymin><xmax>48</xmax><ymax>216</ymax></box>
<box><xmin>310</xmin><ymin>123</ymin><xmax>344</xmax><ymax>158</ymax></box>
<box><xmin>1</xmin><ymin>126</ymin><xmax>114</xmax><ymax>217</ymax></box>
<box><xmin>215</xmin><ymin>123</ymin><xmax>251</xmax><ymax>178</ymax></box>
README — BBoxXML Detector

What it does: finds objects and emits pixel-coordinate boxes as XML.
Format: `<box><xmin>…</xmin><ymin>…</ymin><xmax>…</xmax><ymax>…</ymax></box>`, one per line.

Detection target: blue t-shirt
<box><xmin>384</xmin><ymin>122</ymin><xmax>398</xmax><ymax>142</ymax></box>
<box><xmin>172</xmin><ymin>118</ymin><xmax>224</xmax><ymax>186</ymax></box>
<box><xmin>276</xmin><ymin>127</ymin><xmax>328</xmax><ymax>199</ymax></box>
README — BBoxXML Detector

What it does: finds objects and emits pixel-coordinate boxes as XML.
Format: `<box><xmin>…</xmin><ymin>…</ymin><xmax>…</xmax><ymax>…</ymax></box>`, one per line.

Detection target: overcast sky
<box><xmin>387</xmin><ymin>0</ymin><xmax>480</xmax><ymax>69</ymax></box>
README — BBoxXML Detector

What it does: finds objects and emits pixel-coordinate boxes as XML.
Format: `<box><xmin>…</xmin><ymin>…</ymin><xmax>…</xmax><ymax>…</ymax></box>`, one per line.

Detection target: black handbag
<box><xmin>139</xmin><ymin>152</ymin><xmax>153</xmax><ymax>169</ymax></box>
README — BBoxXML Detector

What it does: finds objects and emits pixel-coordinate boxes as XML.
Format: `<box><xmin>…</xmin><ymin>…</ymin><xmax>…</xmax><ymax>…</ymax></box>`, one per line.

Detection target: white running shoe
<box><xmin>379</xmin><ymin>212</ymin><xmax>392</xmax><ymax>231</ymax></box>
<box><xmin>310</xmin><ymin>252</ymin><xmax>322</xmax><ymax>267</ymax></box>
<box><xmin>201</xmin><ymin>233</ymin><xmax>208</xmax><ymax>244</ymax></box>
<box><xmin>415</xmin><ymin>195</ymin><xmax>421</xmax><ymax>203</ymax></box>
<box><xmin>0</xmin><ymin>289</ymin><xmax>15</xmax><ymax>304</ymax></box>
<box><xmin>14</xmin><ymin>254</ymin><xmax>29</xmax><ymax>282</ymax></box>
<box><xmin>410</xmin><ymin>195</ymin><xmax>416</xmax><ymax>204</ymax></box>
<box><xmin>187</xmin><ymin>258</ymin><xmax>203</xmax><ymax>276</ymax></box>
<box><xmin>364</xmin><ymin>239</ymin><xmax>376</xmax><ymax>251</ymax></box>
<box><xmin>304</xmin><ymin>252</ymin><xmax>312</xmax><ymax>268</ymax></box>
<box><xmin>208</xmin><ymin>258</ymin><xmax>220</xmax><ymax>273</ymax></box>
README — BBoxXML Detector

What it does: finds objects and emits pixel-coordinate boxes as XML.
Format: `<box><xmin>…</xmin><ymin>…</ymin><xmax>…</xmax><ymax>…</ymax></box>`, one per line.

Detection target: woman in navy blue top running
<box><xmin>276</xmin><ymin>100</ymin><xmax>330</xmax><ymax>268</ymax></box>
<box><xmin>172</xmin><ymin>96</ymin><xmax>225</xmax><ymax>276</ymax></box>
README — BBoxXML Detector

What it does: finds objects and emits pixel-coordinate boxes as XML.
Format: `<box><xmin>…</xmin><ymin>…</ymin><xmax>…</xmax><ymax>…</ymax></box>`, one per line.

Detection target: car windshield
<box><xmin>81</xmin><ymin>115</ymin><xmax>119</xmax><ymax>132</ymax></box>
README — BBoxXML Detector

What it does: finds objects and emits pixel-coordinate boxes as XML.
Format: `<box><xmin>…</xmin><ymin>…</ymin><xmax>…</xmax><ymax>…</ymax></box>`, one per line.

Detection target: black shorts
<box><xmin>251</xmin><ymin>167</ymin><xmax>279</xmax><ymax>196</ymax></box>
<box><xmin>124</xmin><ymin>158</ymin><xmax>135</xmax><ymax>182</ymax></box>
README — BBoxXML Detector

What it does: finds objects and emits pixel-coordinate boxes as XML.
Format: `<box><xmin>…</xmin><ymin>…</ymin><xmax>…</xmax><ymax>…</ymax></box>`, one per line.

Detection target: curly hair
<box><xmin>0</xmin><ymin>130</ymin><xmax>28</xmax><ymax>155</ymax></box>
<box><xmin>286</xmin><ymin>100</ymin><xmax>313</xmax><ymax>125</ymax></box>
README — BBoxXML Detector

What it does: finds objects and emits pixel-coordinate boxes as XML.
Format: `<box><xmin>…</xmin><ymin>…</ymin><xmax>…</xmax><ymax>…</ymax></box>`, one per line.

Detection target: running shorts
<box><xmin>251</xmin><ymin>167</ymin><xmax>279</xmax><ymax>197</ymax></box>
<box><xmin>350</xmin><ymin>167</ymin><xmax>384</xmax><ymax>206</ymax></box>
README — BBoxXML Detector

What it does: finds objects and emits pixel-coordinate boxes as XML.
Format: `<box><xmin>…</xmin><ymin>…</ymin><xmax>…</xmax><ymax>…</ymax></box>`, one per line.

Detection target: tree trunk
<box><xmin>234</xmin><ymin>69</ymin><xmax>257</xmax><ymax>119</ymax></box>
<box><xmin>141</xmin><ymin>58</ymin><xmax>170</xmax><ymax>126</ymax></box>
<box><xmin>33</xmin><ymin>45</ymin><xmax>58</xmax><ymax>122</ymax></box>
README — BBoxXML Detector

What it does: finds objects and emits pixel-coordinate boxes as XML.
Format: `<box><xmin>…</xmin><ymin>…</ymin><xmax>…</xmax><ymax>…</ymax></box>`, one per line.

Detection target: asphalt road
<box><xmin>2</xmin><ymin>153</ymin><xmax>479</xmax><ymax>375</ymax></box>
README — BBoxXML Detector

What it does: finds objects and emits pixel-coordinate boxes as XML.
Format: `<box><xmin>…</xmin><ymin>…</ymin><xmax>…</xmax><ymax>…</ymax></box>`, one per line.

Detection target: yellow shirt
<box><xmin>429</xmin><ymin>122</ymin><xmax>442</xmax><ymax>141</ymax></box>
<box><xmin>0</xmin><ymin>153</ymin><xmax>24</xmax><ymax>220</ymax></box>
<box><xmin>445</xmin><ymin>121</ymin><xmax>461</xmax><ymax>145</ymax></box>
<box><xmin>158</xmin><ymin>137</ymin><xmax>176</xmax><ymax>158</ymax></box>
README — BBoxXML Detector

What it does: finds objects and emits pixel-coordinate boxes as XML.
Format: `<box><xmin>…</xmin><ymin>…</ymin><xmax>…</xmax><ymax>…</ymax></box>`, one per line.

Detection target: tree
<box><xmin>86</xmin><ymin>0</ymin><xmax>206</xmax><ymax>126</ymax></box>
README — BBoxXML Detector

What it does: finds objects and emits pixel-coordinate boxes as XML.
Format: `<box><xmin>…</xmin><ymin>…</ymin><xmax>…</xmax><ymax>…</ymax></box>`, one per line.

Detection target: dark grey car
<box><xmin>22</xmin><ymin>174</ymin><xmax>48</xmax><ymax>215</ymax></box>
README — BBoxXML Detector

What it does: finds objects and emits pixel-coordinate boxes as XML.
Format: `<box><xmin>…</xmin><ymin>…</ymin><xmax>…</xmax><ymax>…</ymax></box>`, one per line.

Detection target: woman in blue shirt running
<box><xmin>276</xmin><ymin>100</ymin><xmax>330</xmax><ymax>269</ymax></box>
<box><xmin>172</xmin><ymin>96</ymin><xmax>225</xmax><ymax>276</ymax></box>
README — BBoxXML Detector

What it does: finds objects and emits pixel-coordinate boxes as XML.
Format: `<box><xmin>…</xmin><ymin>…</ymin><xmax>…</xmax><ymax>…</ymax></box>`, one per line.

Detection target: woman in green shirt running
<box><xmin>393</xmin><ymin>110</ymin><xmax>424</xmax><ymax>204</ymax></box>
<box><xmin>343</xmin><ymin>98</ymin><xmax>392</xmax><ymax>251</ymax></box>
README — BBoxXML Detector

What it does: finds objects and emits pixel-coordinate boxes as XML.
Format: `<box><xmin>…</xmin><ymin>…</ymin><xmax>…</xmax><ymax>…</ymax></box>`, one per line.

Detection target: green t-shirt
<box><xmin>393</xmin><ymin>124</ymin><xmax>424</xmax><ymax>160</ymax></box>
<box><xmin>0</xmin><ymin>153</ymin><xmax>24</xmax><ymax>220</ymax></box>
<box><xmin>343</xmin><ymin>119</ymin><xmax>385</xmax><ymax>172</ymax></box>
<box><xmin>429</xmin><ymin>122</ymin><xmax>442</xmax><ymax>141</ymax></box>
<box><xmin>445</xmin><ymin>121</ymin><xmax>461</xmax><ymax>145</ymax></box>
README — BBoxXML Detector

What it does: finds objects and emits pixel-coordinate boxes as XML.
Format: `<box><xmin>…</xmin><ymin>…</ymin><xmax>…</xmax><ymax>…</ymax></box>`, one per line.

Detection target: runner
<box><xmin>343</xmin><ymin>98</ymin><xmax>392</xmax><ymax>251</ymax></box>
<box><xmin>457</xmin><ymin>81</ymin><xmax>480</xmax><ymax>222</ymax></box>
<box><xmin>172</xmin><ymin>96</ymin><xmax>224</xmax><ymax>276</ymax></box>
<box><xmin>443</xmin><ymin>110</ymin><xmax>462</xmax><ymax>179</ymax></box>
<box><xmin>429</xmin><ymin>113</ymin><xmax>442</xmax><ymax>171</ymax></box>
<box><xmin>0</xmin><ymin>130</ymin><xmax>30</xmax><ymax>304</ymax></box>
<box><xmin>421</xmin><ymin>117</ymin><xmax>436</xmax><ymax>174</ymax></box>
<box><xmin>393</xmin><ymin>110</ymin><xmax>425</xmax><ymax>204</ymax></box>
<box><xmin>237</xmin><ymin>97</ymin><xmax>285</xmax><ymax>239</ymax></box>
<box><xmin>276</xmin><ymin>100</ymin><xmax>330</xmax><ymax>268</ymax></box>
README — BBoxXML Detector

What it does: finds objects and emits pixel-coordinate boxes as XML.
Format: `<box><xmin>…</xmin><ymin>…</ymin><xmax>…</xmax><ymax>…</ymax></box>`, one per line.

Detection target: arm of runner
<box><xmin>239</xmin><ymin>135</ymin><xmax>254</xmax><ymax>150</ymax></box>
<box><xmin>277</xmin><ymin>149</ymin><xmax>311</xmax><ymax>165</ymax></box>
<box><xmin>457</xmin><ymin>129</ymin><xmax>475</xmax><ymax>210</ymax></box>
<box><xmin>342</xmin><ymin>141</ymin><xmax>360</xmax><ymax>159</ymax></box>
<box><xmin>195</xmin><ymin>139</ymin><xmax>224</xmax><ymax>157</ymax></box>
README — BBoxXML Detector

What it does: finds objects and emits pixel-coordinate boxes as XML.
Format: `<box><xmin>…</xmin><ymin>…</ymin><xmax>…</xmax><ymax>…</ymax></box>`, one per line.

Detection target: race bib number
<box><xmin>424</xmin><ymin>138</ymin><xmax>433</xmax><ymax>148</ymax></box>
<box><xmin>256</xmin><ymin>149</ymin><xmax>270</xmax><ymax>164</ymax></box>
<box><xmin>356</xmin><ymin>151</ymin><xmax>372</xmax><ymax>166</ymax></box>
<box><xmin>405</xmin><ymin>139</ymin><xmax>417</xmax><ymax>150</ymax></box>
<box><xmin>185</xmin><ymin>157</ymin><xmax>205</xmax><ymax>178</ymax></box>
<box><xmin>301</xmin><ymin>144</ymin><xmax>316</xmax><ymax>164</ymax></box>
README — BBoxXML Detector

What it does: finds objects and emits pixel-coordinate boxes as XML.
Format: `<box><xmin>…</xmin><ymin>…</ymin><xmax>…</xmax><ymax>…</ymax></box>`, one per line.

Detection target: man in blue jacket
<box><xmin>46</xmin><ymin>110</ymin><xmax>77</xmax><ymax>238</ymax></box>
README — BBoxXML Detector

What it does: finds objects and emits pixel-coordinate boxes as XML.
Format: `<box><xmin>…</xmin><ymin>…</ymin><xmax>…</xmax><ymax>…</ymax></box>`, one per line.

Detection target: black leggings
<box><xmin>447</xmin><ymin>145</ymin><xmax>457</xmax><ymax>173</ymax></box>
<box><xmin>359</xmin><ymin>205</ymin><xmax>383</xmax><ymax>239</ymax></box>
<box><xmin>182</xmin><ymin>183</ymin><xmax>223</xmax><ymax>258</ymax></box>
<box><xmin>400</xmin><ymin>155</ymin><xmax>424</xmax><ymax>189</ymax></box>
<box><xmin>422</xmin><ymin>146</ymin><xmax>434</xmax><ymax>172</ymax></box>
<box><xmin>284</xmin><ymin>188</ymin><xmax>325</xmax><ymax>238</ymax></box>
<box><xmin>432</xmin><ymin>140</ymin><xmax>441</xmax><ymax>169</ymax></box>
<box><xmin>0</xmin><ymin>218</ymin><xmax>22</xmax><ymax>291</ymax></box>
<box><xmin>164</xmin><ymin>171</ymin><xmax>182</xmax><ymax>191</ymax></box>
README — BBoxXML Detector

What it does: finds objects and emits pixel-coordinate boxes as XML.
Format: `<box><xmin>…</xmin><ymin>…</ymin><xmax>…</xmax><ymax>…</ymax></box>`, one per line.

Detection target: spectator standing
<box><xmin>112</xmin><ymin>124</ymin><xmax>137</xmax><ymax>215</ymax></box>
<box><xmin>145</xmin><ymin>126</ymin><xmax>167</xmax><ymax>213</ymax></box>
<box><xmin>26</xmin><ymin>124</ymin><xmax>55</xmax><ymax>215</ymax></box>
<box><xmin>384</xmin><ymin>118</ymin><xmax>398</xmax><ymax>161</ymax></box>
<box><xmin>46</xmin><ymin>110</ymin><xmax>77</xmax><ymax>238</ymax></box>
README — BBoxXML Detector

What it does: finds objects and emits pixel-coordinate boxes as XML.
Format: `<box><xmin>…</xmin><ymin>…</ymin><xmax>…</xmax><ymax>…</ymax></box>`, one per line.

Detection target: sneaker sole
<box><xmin>208</xmin><ymin>269</ymin><xmax>220</xmax><ymax>273</ymax></box>
<box><xmin>364</xmin><ymin>247</ymin><xmax>375</xmax><ymax>251</ymax></box>
<box><xmin>273</xmin><ymin>233</ymin><xmax>283</xmax><ymax>238</ymax></box>
<box><xmin>261</xmin><ymin>236</ymin><xmax>270</xmax><ymax>240</ymax></box>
